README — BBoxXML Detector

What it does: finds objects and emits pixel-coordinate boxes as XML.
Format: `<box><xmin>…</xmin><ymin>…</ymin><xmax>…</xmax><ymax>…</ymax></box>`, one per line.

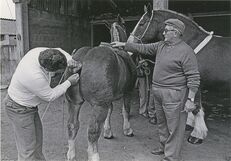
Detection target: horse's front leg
<box><xmin>122</xmin><ymin>94</ymin><xmax>134</xmax><ymax>137</ymax></box>
<box><xmin>66</xmin><ymin>100</ymin><xmax>83</xmax><ymax>161</ymax></box>
<box><xmin>87</xmin><ymin>103</ymin><xmax>109</xmax><ymax>161</ymax></box>
<box><xmin>103</xmin><ymin>103</ymin><xmax>113</xmax><ymax>139</ymax></box>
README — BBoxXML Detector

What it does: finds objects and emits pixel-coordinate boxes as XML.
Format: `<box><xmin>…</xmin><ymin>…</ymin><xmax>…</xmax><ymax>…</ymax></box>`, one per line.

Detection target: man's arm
<box><xmin>24</xmin><ymin>73</ymin><xmax>79</xmax><ymax>102</ymax></box>
<box><xmin>111</xmin><ymin>41</ymin><xmax>159</xmax><ymax>56</ymax></box>
<box><xmin>182</xmin><ymin>50</ymin><xmax>200</xmax><ymax>112</ymax></box>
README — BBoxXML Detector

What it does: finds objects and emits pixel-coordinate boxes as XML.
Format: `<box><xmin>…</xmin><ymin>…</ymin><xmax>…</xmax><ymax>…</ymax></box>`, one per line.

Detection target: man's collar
<box><xmin>165</xmin><ymin>38</ymin><xmax>182</xmax><ymax>46</ymax></box>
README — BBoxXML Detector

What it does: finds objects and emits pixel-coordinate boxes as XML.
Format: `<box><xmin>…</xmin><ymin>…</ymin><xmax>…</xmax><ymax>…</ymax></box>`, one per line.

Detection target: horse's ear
<box><xmin>144</xmin><ymin>5</ymin><xmax>147</xmax><ymax>13</ymax></box>
<box><xmin>117</xmin><ymin>14</ymin><xmax>125</xmax><ymax>25</ymax></box>
<box><xmin>147</xmin><ymin>3</ymin><xmax>152</xmax><ymax>16</ymax></box>
<box><xmin>144</xmin><ymin>4</ymin><xmax>152</xmax><ymax>16</ymax></box>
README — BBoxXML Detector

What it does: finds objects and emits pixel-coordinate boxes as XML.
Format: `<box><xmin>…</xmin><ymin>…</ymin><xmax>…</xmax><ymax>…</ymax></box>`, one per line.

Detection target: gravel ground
<box><xmin>1</xmin><ymin>88</ymin><xmax>231</xmax><ymax>161</ymax></box>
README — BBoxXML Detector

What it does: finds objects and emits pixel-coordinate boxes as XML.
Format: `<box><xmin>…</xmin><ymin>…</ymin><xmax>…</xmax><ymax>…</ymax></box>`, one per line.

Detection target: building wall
<box><xmin>70</xmin><ymin>18</ymin><xmax>91</xmax><ymax>50</ymax></box>
<box><xmin>28</xmin><ymin>8</ymin><xmax>91</xmax><ymax>53</ymax></box>
<box><xmin>0</xmin><ymin>45</ymin><xmax>18</xmax><ymax>87</ymax></box>
<box><xmin>193</xmin><ymin>15</ymin><xmax>230</xmax><ymax>37</ymax></box>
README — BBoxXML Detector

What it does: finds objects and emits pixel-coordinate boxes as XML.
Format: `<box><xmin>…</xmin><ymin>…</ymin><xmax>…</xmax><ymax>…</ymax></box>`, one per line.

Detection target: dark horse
<box><xmin>127</xmin><ymin>6</ymin><xmax>231</xmax><ymax>144</ymax></box>
<box><xmin>64</xmin><ymin>16</ymin><xmax>136</xmax><ymax>161</ymax></box>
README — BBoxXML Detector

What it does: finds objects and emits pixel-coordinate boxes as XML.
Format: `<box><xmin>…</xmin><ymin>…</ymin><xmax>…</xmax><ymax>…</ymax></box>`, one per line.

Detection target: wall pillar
<box><xmin>153</xmin><ymin>0</ymin><xmax>168</xmax><ymax>10</ymax></box>
<box><xmin>13</xmin><ymin>0</ymin><xmax>30</xmax><ymax>57</ymax></box>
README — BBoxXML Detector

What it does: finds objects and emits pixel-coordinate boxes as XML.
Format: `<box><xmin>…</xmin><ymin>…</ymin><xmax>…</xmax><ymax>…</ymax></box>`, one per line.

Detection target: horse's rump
<box><xmin>80</xmin><ymin>46</ymin><xmax>136</xmax><ymax>105</ymax></box>
<box><xmin>64</xmin><ymin>47</ymin><xmax>92</xmax><ymax>103</ymax></box>
<box><xmin>72</xmin><ymin>47</ymin><xmax>92</xmax><ymax>63</ymax></box>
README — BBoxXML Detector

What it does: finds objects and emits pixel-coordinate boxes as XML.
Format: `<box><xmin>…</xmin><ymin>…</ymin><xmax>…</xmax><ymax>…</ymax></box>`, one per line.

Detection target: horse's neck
<box><xmin>182</xmin><ymin>25</ymin><xmax>208</xmax><ymax>49</ymax></box>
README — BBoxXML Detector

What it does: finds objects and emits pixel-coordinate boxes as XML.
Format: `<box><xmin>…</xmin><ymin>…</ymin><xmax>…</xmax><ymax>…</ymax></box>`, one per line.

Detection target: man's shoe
<box><xmin>151</xmin><ymin>149</ymin><xmax>164</xmax><ymax>155</ymax></box>
<box><xmin>187</xmin><ymin>136</ymin><xmax>203</xmax><ymax>144</ymax></box>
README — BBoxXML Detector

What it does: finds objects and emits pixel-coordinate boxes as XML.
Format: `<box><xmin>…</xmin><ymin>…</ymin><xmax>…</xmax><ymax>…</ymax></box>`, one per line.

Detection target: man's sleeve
<box><xmin>24</xmin><ymin>75</ymin><xmax>71</xmax><ymax>102</ymax></box>
<box><xmin>182</xmin><ymin>50</ymin><xmax>200</xmax><ymax>93</ymax></box>
<box><xmin>124</xmin><ymin>42</ymin><xmax>159</xmax><ymax>56</ymax></box>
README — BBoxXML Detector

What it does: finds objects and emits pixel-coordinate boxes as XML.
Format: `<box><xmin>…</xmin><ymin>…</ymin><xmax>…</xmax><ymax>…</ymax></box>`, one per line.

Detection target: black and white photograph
<box><xmin>0</xmin><ymin>0</ymin><xmax>230</xmax><ymax>161</ymax></box>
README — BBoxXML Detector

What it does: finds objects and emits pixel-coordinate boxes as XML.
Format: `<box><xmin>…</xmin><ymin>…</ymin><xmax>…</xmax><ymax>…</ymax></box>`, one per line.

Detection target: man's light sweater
<box><xmin>8</xmin><ymin>47</ymin><xmax>72</xmax><ymax>107</ymax></box>
<box><xmin>125</xmin><ymin>40</ymin><xmax>200</xmax><ymax>92</ymax></box>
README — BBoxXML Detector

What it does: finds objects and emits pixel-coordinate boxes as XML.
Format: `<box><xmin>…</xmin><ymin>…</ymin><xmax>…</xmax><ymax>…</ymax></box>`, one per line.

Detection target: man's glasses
<box><xmin>164</xmin><ymin>29</ymin><xmax>176</xmax><ymax>33</ymax></box>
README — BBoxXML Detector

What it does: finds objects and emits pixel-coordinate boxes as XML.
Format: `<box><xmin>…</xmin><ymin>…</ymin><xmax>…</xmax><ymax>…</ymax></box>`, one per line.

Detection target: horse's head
<box><xmin>128</xmin><ymin>4</ymin><xmax>163</xmax><ymax>43</ymax></box>
<box><xmin>129</xmin><ymin>7</ymin><xmax>210</xmax><ymax>49</ymax></box>
<box><xmin>110</xmin><ymin>14</ymin><xmax>127</xmax><ymax>42</ymax></box>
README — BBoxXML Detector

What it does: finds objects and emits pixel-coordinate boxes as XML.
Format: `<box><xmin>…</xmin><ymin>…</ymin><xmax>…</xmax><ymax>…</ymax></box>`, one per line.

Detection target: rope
<box><xmin>136</xmin><ymin>59</ymin><xmax>155</xmax><ymax>76</ymax></box>
<box><xmin>40</xmin><ymin>69</ymin><xmax>68</xmax><ymax>160</ymax></box>
<box><xmin>62</xmin><ymin>95</ymin><xmax>66</xmax><ymax>160</ymax></box>
<box><xmin>41</xmin><ymin>68</ymin><xmax>67</xmax><ymax>121</ymax></box>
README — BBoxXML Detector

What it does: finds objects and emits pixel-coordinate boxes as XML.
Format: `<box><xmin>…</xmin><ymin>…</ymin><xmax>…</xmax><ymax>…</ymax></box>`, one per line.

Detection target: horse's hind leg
<box><xmin>87</xmin><ymin>103</ymin><xmax>109</xmax><ymax>161</ymax></box>
<box><xmin>103</xmin><ymin>103</ymin><xmax>113</xmax><ymax>139</ymax></box>
<box><xmin>122</xmin><ymin>94</ymin><xmax>134</xmax><ymax>137</ymax></box>
<box><xmin>66</xmin><ymin>100</ymin><xmax>83</xmax><ymax>161</ymax></box>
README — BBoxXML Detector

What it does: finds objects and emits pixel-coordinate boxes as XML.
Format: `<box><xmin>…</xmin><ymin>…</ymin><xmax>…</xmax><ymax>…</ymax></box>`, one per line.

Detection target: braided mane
<box><xmin>155</xmin><ymin>9</ymin><xmax>212</xmax><ymax>35</ymax></box>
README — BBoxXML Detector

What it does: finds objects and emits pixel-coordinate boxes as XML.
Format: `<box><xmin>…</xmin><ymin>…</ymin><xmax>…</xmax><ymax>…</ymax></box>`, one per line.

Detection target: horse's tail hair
<box><xmin>190</xmin><ymin>109</ymin><xmax>208</xmax><ymax>139</ymax></box>
<box><xmin>186</xmin><ymin>112</ymin><xmax>195</xmax><ymax>127</ymax></box>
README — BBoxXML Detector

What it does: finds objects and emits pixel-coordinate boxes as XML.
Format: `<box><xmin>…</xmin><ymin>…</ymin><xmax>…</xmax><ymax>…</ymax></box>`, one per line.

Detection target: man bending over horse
<box><xmin>112</xmin><ymin>19</ymin><xmax>200</xmax><ymax>161</ymax></box>
<box><xmin>4</xmin><ymin>48</ymin><xmax>81</xmax><ymax>161</ymax></box>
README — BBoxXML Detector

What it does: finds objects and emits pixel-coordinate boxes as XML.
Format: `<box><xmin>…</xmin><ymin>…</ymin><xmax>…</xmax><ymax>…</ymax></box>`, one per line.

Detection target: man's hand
<box><xmin>184</xmin><ymin>100</ymin><xmax>196</xmax><ymax>113</ymax></box>
<box><xmin>67</xmin><ymin>59</ymin><xmax>82</xmax><ymax>73</ymax></box>
<box><xmin>111</xmin><ymin>41</ymin><xmax>126</xmax><ymax>48</ymax></box>
<box><xmin>67</xmin><ymin>73</ymin><xmax>79</xmax><ymax>86</ymax></box>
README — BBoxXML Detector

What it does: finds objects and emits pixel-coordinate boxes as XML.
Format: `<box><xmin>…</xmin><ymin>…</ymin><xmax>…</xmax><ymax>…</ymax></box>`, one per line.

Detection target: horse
<box><xmin>64</xmin><ymin>15</ymin><xmax>137</xmax><ymax>161</ymax></box>
<box><xmin>127</xmin><ymin>5</ymin><xmax>231</xmax><ymax>144</ymax></box>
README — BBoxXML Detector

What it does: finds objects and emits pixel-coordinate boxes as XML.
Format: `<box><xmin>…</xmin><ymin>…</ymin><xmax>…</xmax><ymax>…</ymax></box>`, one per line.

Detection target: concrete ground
<box><xmin>1</xmin><ymin>88</ymin><xmax>231</xmax><ymax>161</ymax></box>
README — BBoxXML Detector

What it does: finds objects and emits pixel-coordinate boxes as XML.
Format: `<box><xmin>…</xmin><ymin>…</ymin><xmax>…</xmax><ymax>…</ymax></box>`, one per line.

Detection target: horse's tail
<box><xmin>188</xmin><ymin>109</ymin><xmax>208</xmax><ymax>139</ymax></box>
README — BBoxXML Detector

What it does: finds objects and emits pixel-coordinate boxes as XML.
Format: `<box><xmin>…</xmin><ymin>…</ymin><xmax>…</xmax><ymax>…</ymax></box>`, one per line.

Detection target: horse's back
<box><xmin>197</xmin><ymin>36</ymin><xmax>231</xmax><ymax>83</ymax></box>
<box><xmin>80</xmin><ymin>46</ymin><xmax>135</xmax><ymax>105</ymax></box>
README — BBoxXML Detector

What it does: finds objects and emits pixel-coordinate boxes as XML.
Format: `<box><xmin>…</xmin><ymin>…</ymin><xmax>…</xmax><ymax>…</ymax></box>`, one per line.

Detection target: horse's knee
<box><xmin>67</xmin><ymin>122</ymin><xmax>79</xmax><ymax>138</ymax></box>
<box><xmin>67</xmin><ymin>122</ymin><xmax>79</xmax><ymax>131</ymax></box>
<box><xmin>88</xmin><ymin>122</ymin><xmax>101</xmax><ymax>143</ymax></box>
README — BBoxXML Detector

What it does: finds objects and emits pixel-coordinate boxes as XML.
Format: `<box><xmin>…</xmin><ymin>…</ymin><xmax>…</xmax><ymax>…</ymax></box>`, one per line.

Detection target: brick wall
<box><xmin>28</xmin><ymin>8</ymin><xmax>91</xmax><ymax>53</ymax></box>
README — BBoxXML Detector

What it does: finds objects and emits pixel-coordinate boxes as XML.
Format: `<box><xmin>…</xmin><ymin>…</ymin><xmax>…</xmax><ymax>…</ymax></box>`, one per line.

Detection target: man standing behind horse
<box><xmin>112</xmin><ymin>19</ymin><xmax>200</xmax><ymax>161</ymax></box>
<box><xmin>4</xmin><ymin>47</ymin><xmax>81</xmax><ymax>161</ymax></box>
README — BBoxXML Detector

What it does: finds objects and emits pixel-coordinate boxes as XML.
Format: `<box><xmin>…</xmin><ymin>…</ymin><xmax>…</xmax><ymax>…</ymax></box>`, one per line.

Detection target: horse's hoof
<box><xmin>103</xmin><ymin>129</ymin><xmax>113</xmax><ymax>139</ymax></box>
<box><xmin>67</xmin><ymin>150</ymin><xmax>76</xmax><ymax>161</ymax></box>
<box><xmin>66</xmin><ymin>159</ymin><xmax>77</xmax><ymax>161</ymax></box>
<box><xmin>123</xmin><ymin>128</ymin><xmax>134</xmax><ymax>137</ymax></box>
<box><xmin>88</xmin><ymin>153</ymin><xmax>100</xmax><ymax>161</ymax></box>
<box><xmin>187</xmin><ymin>136</ymin><xmax>203</xmax><ymax>144</ymax></box>
<box><xmin>104</xmin><ymin>135</ymin><xmax>114</xmax><ymax>139</ymax></box>
<box><xmin>126</xmin><ymin>133</ymin><xmax>134</xmax><ymax>137</ymax></box>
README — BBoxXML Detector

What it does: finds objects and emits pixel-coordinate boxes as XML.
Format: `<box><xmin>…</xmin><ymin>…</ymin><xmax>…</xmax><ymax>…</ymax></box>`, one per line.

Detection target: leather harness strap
<box><xmin>194</xmin><ymin>31</ymin><xmax>213</xmax><ymax>54</ymax></box>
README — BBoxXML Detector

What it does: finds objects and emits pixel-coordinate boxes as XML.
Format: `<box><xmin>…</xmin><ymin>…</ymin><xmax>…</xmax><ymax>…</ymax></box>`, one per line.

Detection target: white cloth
<box><xmin>8</xmin><ymin>47</ymin><xmax>72</xmax><ymax>107</ymax></box>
